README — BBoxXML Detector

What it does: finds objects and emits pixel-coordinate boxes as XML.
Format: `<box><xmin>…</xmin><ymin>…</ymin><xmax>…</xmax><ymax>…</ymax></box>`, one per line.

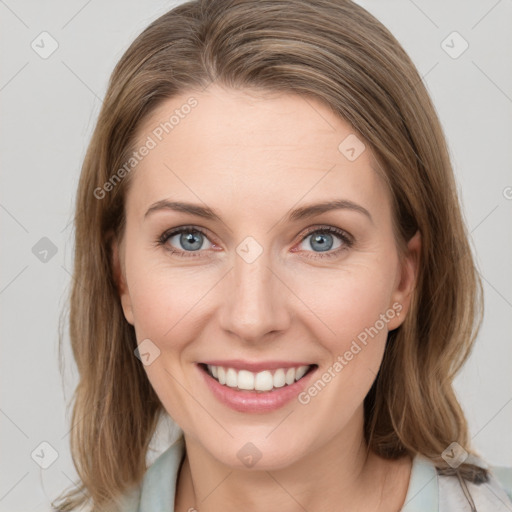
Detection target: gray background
<box><xmin>1</xmin><ymin>0</ymin><xmax>511</xmax><ymax>510</ymax></box>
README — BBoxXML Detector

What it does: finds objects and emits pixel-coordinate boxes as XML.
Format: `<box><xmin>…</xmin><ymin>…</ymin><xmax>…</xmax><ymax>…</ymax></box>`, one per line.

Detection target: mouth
<box><xmin>198</xmin><ymin>362</ymin><xmax>318</xmax><ymax>393</ymax></box>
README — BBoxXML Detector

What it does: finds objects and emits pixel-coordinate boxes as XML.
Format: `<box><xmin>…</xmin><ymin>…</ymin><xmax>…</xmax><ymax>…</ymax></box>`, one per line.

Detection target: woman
<box><xmin>53</xmin><ymin>0</ymin><xmax>512</xmax><ymax>510</ymax></box>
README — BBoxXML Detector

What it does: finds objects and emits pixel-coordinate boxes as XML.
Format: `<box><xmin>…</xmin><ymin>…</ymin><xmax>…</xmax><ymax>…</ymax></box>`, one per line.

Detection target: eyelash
<box><xmin>156</xmin><ymin>225</ymin><xmax>354</xmax><ymax>260</ymax></box>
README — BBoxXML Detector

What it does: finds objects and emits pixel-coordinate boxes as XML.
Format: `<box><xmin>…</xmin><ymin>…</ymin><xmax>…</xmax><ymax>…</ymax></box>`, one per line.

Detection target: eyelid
<box><xmin>300</xmin><ymin>224</ymin><xmax>354</xmax><ymax>245</ymax></box>
<box><xmin>157</xmin><ymin>224</ymin><xmax>354</xmax><ymax>259</ymax></box>
<box><xmin>157</xmin><ymin>225</ymin><xmax>217</xmax><ymax>258</ymax></box>
<box><xmin>292</xmin><ymin>225</ymin><xmax>354</xmax><ymax>260</ymax></box>
<box><xmin>158</xmin><ymin>225</ymin><xmax>218</xmax><ymax>246</ymax></box>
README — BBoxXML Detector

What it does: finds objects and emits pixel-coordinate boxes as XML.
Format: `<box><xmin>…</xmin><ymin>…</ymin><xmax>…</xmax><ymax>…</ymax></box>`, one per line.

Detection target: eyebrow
<box><xmin>144</xmin><ymin>199</ymin><xmax>373</xmax><ymax>224</ymax></box>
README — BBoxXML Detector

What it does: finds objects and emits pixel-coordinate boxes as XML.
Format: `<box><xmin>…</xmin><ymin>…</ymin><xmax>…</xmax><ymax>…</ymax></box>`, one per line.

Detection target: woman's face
<box><xmin>114</xmin><ymin>84</ymin><xmax>419</xmax><ymax>469</ymax></box>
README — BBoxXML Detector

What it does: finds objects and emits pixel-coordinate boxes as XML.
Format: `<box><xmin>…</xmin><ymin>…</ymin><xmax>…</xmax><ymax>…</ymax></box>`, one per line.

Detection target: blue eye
<box><xmin>159</xmin><ymin>228</ymin><xmax>213</xmax><ymax>257</ymax></box>
<box><xmin>295</xmin><ymin>226</ymin><xmax>353</xmax><ymax>260</ymax></box>
<box><xmin>157</xmin><ymin>225</ymin><xmax>353</xmax><ymax>259</ymax></box>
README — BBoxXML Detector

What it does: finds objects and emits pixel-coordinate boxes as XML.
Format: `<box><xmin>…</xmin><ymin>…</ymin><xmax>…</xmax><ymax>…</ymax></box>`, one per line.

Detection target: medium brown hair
<box><xmin>54</xmin><ymin>0</ymin><xmax>486</xmax><ymax>509</ymax></box>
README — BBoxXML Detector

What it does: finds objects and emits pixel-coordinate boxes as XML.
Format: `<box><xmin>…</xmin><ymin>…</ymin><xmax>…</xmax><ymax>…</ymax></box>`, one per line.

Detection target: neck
<box><xmin>174</xmin><ymin>408</ymin><xmax>411</xmax><ymax>512</ymax></box>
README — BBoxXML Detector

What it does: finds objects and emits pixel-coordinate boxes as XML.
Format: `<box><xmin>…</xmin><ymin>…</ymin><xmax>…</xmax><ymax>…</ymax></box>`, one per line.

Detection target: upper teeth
<box><xmin>207</xmin><ymin>365</ymin><xmax>311</xmax><ymax>391</ymax></box>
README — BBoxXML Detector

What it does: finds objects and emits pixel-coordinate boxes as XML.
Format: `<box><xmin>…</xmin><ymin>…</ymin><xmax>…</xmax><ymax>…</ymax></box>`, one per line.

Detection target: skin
<box><xmin>113</xmin><ymin>83</ymin><xmax>421</xmax><ymax>512</ymax></box>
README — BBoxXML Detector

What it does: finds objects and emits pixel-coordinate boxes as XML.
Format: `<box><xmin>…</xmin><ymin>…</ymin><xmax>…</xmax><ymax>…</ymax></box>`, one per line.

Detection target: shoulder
<box><xmin>491</xmin><ymin>465</ymin><xmax>512</xmax><ymax>501</ymax></box>
<box><xmin>437</xmin><ymin>465</ymin><xmax>512</xmax><ymax>511</ymax></box>
<box><xmin>402</xmin><ymin>454</ymin><xmax>512</xmax><ymax>512</ymax></box>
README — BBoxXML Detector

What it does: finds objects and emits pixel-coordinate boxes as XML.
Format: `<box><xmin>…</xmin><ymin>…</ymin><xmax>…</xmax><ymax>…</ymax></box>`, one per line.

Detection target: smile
<box><xmin>203</xmin><ymin>363</ymin><xmax>315</xmax><ymax>392</ymax></box>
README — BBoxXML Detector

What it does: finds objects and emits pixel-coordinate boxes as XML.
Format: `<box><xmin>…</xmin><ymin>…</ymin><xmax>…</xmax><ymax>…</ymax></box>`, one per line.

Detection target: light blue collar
<box><xmin>137</xmin><ymin>436</ymin><xmax>186</xmax><ymax>511</ymax></box>
<box><xmin>401</xmin><ymin>453</ymin><xmax>439</xmax><ymax>511</ymax></box>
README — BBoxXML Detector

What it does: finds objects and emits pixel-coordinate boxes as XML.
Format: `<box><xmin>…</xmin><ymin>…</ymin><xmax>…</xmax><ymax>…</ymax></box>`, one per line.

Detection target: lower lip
<box><xmin>197</xmin><ymin>364</ymin><xmax>317</xmax><ymax>413</ymax></box>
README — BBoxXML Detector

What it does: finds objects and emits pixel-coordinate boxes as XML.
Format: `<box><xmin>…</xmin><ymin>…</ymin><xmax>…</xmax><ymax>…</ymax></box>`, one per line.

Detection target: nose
<box><xmin>218</xmin><ymin>244</ymin><xmax>291</xmax><ymax>343</ymax></box>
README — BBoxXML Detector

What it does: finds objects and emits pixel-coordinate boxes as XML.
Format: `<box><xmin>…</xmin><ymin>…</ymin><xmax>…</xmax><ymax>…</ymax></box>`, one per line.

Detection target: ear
<box><xmin>386</xmin><ymin>230</ymin><xmax>421</xmax><ymax>331</ymax></box>
<box><xmin>110</xmin><ymin>235</ymin><xmax>135</xmax><ymax>326</ymax></box>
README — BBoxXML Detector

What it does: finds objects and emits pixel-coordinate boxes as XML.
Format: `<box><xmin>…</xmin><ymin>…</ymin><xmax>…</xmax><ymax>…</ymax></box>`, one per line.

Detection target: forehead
<box><xmin>126</xmin><ymin>85</ymin><xmax>389</xmax><ymax>222</ymax></box>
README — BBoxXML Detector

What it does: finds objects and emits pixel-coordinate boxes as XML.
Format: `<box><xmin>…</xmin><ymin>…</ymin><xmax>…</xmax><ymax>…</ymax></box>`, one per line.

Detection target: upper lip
<box><xmin>200</xmin><ymin>360</ymin><xmax>315</xmax><ymax>372</ymax></box>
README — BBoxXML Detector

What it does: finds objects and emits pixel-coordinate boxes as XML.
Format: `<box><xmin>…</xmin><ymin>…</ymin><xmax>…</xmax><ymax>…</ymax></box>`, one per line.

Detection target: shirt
<box><xmin>119</xmin><ymin>436</ymin><xmax>512</xmax><ymax>511</ymax></box>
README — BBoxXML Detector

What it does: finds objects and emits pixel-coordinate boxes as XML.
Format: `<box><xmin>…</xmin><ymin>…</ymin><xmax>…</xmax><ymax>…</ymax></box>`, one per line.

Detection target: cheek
<box><xmin>289</xmin><ymin>257</ymin><xmax>399</xmax><ymax>414</ymax></box>
<box><xmin>127</xmin><ymin>270</ymin><xmax>193</xmax><ymax>348</ymax></box>
<box><xmin>124</xmin><ymin>246</ymin><xmax>219</xmax><ymax>353</ymax></box>
<box><xmin>123</xmin><ymin>252</ymin><xmax>208</xmax><ymax>421</ymax></box>
<box><xmin>123</xmin><ymin>242</ymin><xmax>177</xmax><ymax>342</ymax></box>
<box><xmin>294</xmin><ymin>266</ymin><xmax>394</xmax><ymax>427</ymax></box>
<box><xmin>292</xmin><ymin>258</ymin><xmax>398</xmax><ymax>350</ymax></box>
